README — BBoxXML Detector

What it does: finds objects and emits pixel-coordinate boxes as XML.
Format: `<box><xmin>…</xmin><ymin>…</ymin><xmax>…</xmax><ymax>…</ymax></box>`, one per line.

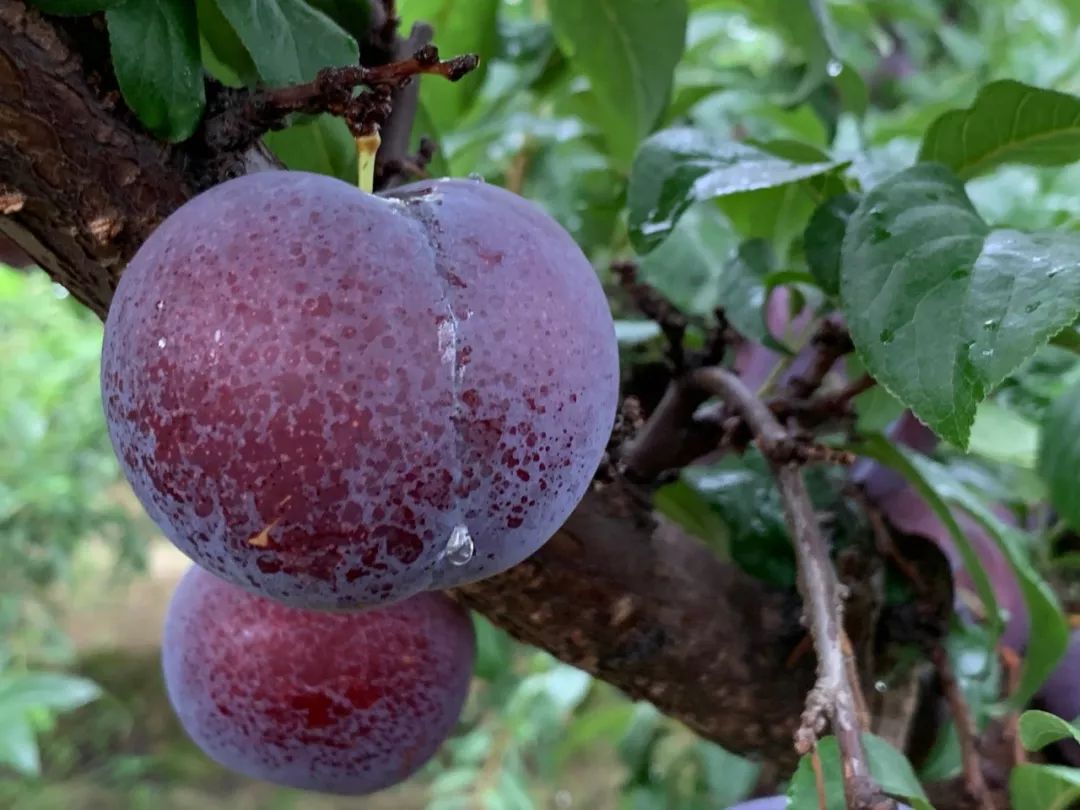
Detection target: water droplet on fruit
<box><xmin>982</xmin><ymin>319</ymin><xmax>999</xmax><ymax>331</ymax></box>
<box><xmin>826</xmin><ymin>59</ymin><xmax>843</xmax><ymax>77</ymax></box>
<box><xmin>874</xmin><ymin>680</ymin><xmax>888</xmax><ymax>693</ymax></box>
<box><xmin>214</xmin><ymin>329</ymin><xmax>222</xmax><ymax>343</ymax></box>
<box><xmin>467</xmin><ymin>173</ymin><xmax>486</xmax><ymax>182</ymax></box>
<box><xmin>155</xmin><ymin>299</ymin><xmax>164</xmax><ymax>311</ymax></box>
<box><xmin>444</xmin><ymin>525</ymin><xmax>474</xmax><ymax>566</ymax></box>
<box><xmin>157</xmin><ymin>337</ymin><xmax>167</xmax><ymax>349</ymax></box>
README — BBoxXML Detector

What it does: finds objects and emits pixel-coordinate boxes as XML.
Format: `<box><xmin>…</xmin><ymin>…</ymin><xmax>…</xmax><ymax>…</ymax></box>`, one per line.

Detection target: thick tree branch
<box><xmin>455</xmin><ymin>483</ymin><xmax>813</xmax><ymax>764</ymax></box>
<box><xmin>0</xmin><ymin>2</ymin><xmax>191</xmax><ymax>316</ymax></box>
<box><xmin>691</xmin><ymin>367</ymin><xmax>892</xmax><ymax>810</ymax></box>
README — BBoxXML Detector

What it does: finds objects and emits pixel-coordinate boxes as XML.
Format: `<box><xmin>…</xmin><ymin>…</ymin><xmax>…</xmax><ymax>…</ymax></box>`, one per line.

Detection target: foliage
<box><xmin>14</xmin><ymin>0</ymin><xmax>1080</xmax><ymax>806</ymax></box>
<box><xmin>0</xmin><ymin>268</ymin><xmax>146</xmax><ymax>777</ymax></box>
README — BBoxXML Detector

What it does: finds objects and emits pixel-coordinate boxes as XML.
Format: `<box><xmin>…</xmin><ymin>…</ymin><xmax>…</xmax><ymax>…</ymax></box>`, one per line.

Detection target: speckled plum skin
<box><xmin>101</xmin><ymin>171</ymin><xmax>619</xmax><ymax>608</ymax></box>
<box><xmin>162</xmin><ymin>565</ymin><xmax>475</xmax><ymax>794</ymax></box>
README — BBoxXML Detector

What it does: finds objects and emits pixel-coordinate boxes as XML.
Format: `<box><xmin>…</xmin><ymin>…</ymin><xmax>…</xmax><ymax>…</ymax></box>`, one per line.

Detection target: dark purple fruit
<box><xmin>162</xmin><ymin>565</ymin><xmax>475</xmax><ymax>794</ymax></box>
<box><xmin>102</xmin><ymin>171</ymin><xmax>619</xmax><ymax>608</ymax></box>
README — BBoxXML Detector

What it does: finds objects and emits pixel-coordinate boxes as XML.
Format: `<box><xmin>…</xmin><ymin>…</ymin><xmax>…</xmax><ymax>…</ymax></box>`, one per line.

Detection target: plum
<box><xmin>161</xmin><ymin>565</ymin><xmax>475</xmax><ymax>794</ymax></box>
<box><xmin>101</xmin><ymin>171</ymin><xmax>619</xmax><ymax>608</ymax></box>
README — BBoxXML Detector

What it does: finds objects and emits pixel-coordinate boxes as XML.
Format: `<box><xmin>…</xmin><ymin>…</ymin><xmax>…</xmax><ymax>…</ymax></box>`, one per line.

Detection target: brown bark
<box><xmin>0</xmin><ymin>3</ymin><xmax>190</xmax><ymax>315</ymax></box>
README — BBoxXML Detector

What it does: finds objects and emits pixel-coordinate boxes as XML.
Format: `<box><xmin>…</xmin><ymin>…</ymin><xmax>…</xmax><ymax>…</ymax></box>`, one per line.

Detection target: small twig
<box><xmin>842</xmin><ymin>629</ymin><xmax>872</xmax><ymax>731</ymax></box>
<box><xmin>613</xmin><ymin>260</ymin><xmax>687</xmax><ymax>371</ymax></box>
<box><xmin>812</xmin><ymin>746</ymin><xmax>829</xmax><ymax>810</ymax></box>
<box><xmin>786</xmin><ymin>317</ymin><xmax>854</xmax><ymax>399</ymax></box>
<box><xmin>376</xmin><ymin>22</ymin><xmax>434</xmax><ymax>189</ymax></box>
<box><xmin>205</xmin><ymin>45</ymin><xmax>480</xmax><ymax>152</ymax></box>
<box><xmin>691</xmin><ymin>367</ymin><xmax>891</xmax><ymax>810</ymax></box>
<box><xmin>933</xmin><ymin>645</ymin><xmax>994</xmax><ymax>806</ymax></box>
<box><xmin>999</xmin><ymin>645</ymin><xmax>1028</xmax><ymax>768</ymax></box>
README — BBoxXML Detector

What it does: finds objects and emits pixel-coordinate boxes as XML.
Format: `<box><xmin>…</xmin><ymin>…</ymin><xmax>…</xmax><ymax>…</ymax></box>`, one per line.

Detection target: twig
<box><xmin>785</xmin><ymin>317</ymin><xmax>855</xmax><ymax>399</ymax></box>
<box><xmin>999</xmin><ymin>645</ymin><xmax>1027</xmax><ymax>769</ymax></box>
<box><xmin>205</xmin><ymin>45</ymin><xmax>479</xmax><ymax>152</ymax></box>
<box><xmin>812</xmin><ymin>746</ymin><xmax>828</xmax><ymax>810</ymax></box>
<box><xmin>614</xmin><ymin>260</ymin><xmax>687</xmax><ymax>371</ymax></box>
<box><xmin>376</xmin><ymin>22</ymin><xmax>435</xmax><ymax>189</ymax></box>
<box><xmin>690</xmin><ymin>366</ymin><xmax>892</xmax><ymax>810</ymax></box>
<box><xmin>933</xmin><ymin>645</ymin><xmax>994</xmax><ymax>807</ymax></box>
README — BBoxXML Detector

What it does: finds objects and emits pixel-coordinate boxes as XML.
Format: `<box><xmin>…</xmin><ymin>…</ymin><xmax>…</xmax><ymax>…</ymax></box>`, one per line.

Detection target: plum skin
<box><xmin>101</xmin><ymin>171</ymin><xmax>619</xmax><ymax>609</ymax></box>
<box><xmin>162</xmin><ymin>565</ymin><xmax>475</xmax><ymax>794</ymax></box>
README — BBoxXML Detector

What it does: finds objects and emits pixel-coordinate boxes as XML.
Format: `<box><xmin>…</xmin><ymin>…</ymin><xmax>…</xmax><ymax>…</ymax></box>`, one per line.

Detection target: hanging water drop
<box><xmin>874</xmin><ymin>680</ymin><xmax>888</xmax><ymax>693</ymax></box>
<box><xmin>826</xmin><ymin>59</ymin><xmax>844</xmax><ymax>77</ymax></box>
<box><xmin>444</xmin><ymin>525</ymin><xmax>474</xmax><ymax>566</ymax></box>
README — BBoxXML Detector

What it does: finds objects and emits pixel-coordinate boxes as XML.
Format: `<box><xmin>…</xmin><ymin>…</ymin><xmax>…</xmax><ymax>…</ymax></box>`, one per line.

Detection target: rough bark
<box><xmin>456</xmin><ymin>483</ymin><xmax>813</xmax><ymax>761</ymax></box>
<box><xmin>0</xmin><ymin>3</ymin><xmax>190</xmax><ymax>316</ymax></box>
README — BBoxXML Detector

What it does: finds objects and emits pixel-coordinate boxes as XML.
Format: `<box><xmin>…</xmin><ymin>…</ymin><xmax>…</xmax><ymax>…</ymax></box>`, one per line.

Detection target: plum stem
<box><xmin>691</xmin><ymin>365</ymin><xmax>895</xmax><ymax>810</ymax></box>
<box><xmin>356</xmin><ymin>131</ymin><xmax>381</xmax><ymax>194</ymax></box>
<box><xmin>204</xmin><ymin>45</ymin><xmax>480</xmax><ymax>153</ymax></box>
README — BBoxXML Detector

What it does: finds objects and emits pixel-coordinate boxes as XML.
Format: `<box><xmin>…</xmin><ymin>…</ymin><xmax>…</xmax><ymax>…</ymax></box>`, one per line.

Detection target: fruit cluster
<box><xmin>102</xmin><ymin>171</ymin><xmax>619</xmax><ymax>793</ymax></box>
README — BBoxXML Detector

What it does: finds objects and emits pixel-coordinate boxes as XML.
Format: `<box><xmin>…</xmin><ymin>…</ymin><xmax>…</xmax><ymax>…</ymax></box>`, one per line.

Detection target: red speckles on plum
<box><xmin>102</xmin><ymin>171</ymin><xmax>618</xmax><ymax>608</ymax></box>
<box><xmin>162</xmin><ymin>566</ymin><xmax>474</xmax><ymax>795</ymax></box>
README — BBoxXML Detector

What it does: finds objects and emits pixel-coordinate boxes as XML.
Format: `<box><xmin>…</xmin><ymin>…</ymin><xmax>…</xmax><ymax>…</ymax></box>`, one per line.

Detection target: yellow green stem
<box><xmin>356</xmin><ymin>131</ymin><xmax>381</xmax><ymax>194</ymax></box>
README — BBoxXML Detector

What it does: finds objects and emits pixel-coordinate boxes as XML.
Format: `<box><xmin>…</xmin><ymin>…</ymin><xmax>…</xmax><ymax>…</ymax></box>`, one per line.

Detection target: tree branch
<box><xmin>204</xmin><ymin>44</ymin><xmax>479</xmax><ymax>152</ymax></box>
<box><xmin>690</xmin><ymin>367</ymin><xmax>892</xmax><ymax>810</ymax></box>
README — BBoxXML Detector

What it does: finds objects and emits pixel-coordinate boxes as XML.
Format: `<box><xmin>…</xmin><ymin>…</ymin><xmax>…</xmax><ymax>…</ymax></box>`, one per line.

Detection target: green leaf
<box><xmin>919</xmin><ymin>81</ymin><xmax>1080</xmax><ymax>181</ymax></box>
<box><xmin>682</xmin><ymin>454</ymin><xmax>798</xmax><ymax>588</ymax></box>
<box><xmin>28</xmin><ymin>0</ymin><xmax>125</xmax><ymax>12</ymax></box>
<box><xmin>894</xmin><ymin>450</ymin><xmax>1068</xmax><ymax>708</ymax></box>
<box><xmin>557</xmin><ymin>704</ymin><xmax>636</xmax><ymax>765</ymax></box>
<box><xmin>213</xmin><ymin>0</ymin><xmax>359</xmax><ymax>85</ymax></box>
<box><xmin>1019</xmin><ymin>710</ymin><xmax>1080</xmax><ymax>752</ymax></box>
<box><xmin>196</xmin><ymin>0</ymin><xmax>258</xmax><ymax>87</ymax></box>
<box><xmin>0</xmin><ymin>672</ymin><xmax>101</xmax><ymax>713</ymax></box>
<box><xmin>628</xmin><ymin>128</ymin><xmax>841</xmax><ymax>252</ymax></box>
<box><xmin>1010</xmin><ymin>764</ymin><xmax>1080</xmax><ymax>810</ymax></box>
<box><xmin>788</xmin><ymin>734</ymin><xmax>931</xmax><ymax>810</ymax></box>
<box><xmin>106</xmin><ymin>0</ymin><xmax>205</xmax><ymax>141</ymax></box>
<box><xmin>653</xmin><ymin>478</ymin><xmax>731</xmax><ymax>558</ymax></box>
<box><xmin>640</xmin><ymin>203</ymin><xmax>773</xmax><ymax>340</ymax></box>
<box><xmin>399</xmin><ymin>0</ymin><xmax>498</xmax><ymax>132</ymax></box>
<box><xmin>1039</xmin><ymin>376</ymin><xmax>1080</xmax><ymax>533</ymax></box>
<box><xmin>697</xmin><ymin>742</ymin><xmax>761</xmax><ymax>807</ymax></box>
<box><xmin>548</xmin><ymin>0</ymin><xmax>687</xmax><ymax>164</ymax></box>
<box><xmin>967</xmin><ymin>401</ymin><xmax>1039</xmax><ymax>469</ymax></box>
<box><xmin>804</xmin><ymin>192</ymin><xmax>859</xmax><ymax>295</ymax></box>
<box><xmin>263</xmin><ymin>115</ymin><xmax>357</xmax><ymax>183</ymax></box>
<box><xmin>0</xmin><ymin>712</ymin><xmax>39</xmax><ymax>776</ymax></box>
<box><xmin>840</xmin><ymin>163</ymin><xmax>1080</xmax><ymax>447</ymax></box>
